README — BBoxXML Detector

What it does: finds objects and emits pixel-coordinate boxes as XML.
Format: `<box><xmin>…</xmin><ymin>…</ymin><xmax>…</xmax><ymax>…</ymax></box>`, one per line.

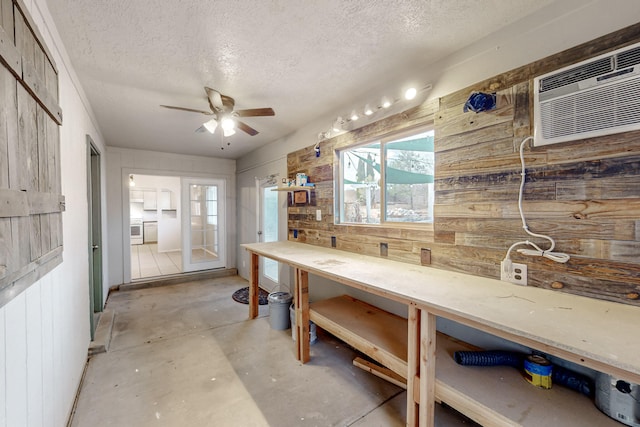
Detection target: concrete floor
<box><xmin>71</xmin><ymin>275</ymin><xmax>477</xmax><ymax>426</ymax></box>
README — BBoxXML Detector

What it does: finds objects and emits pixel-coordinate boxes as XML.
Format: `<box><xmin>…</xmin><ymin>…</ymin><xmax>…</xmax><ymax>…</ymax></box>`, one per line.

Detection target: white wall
<box><xmin>1</xmin><ymin>0</ymin><xmax>109</xmax><ymax>426</ymax></box>
<box><xmin>106</xmin><ymin>147</ymin><xmax>236</xmax><ymax>287</ymax></box>
<box><xmin>235</xmin><ymin>0</ymin><xmax>640</xmax><ymax>346</ymax></box>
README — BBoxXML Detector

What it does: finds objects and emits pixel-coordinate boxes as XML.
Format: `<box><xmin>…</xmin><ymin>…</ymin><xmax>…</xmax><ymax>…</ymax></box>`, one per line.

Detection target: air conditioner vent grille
<box><xmin>539</xmin><ymin>76</ymin><xmax>640</xmax><ymax>140</ymax></box>
<box><xmin>539</xmin><ymin>57</ymin><xmax>613</xmax><ymax>93</ymax></box>
<box><xmin>616</xmin><ymin>45</ymin><xmax>640</xmax><ymax>69</ymax></box>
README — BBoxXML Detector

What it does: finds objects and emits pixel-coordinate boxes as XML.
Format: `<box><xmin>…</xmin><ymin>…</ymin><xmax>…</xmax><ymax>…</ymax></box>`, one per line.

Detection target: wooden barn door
<box><xmin>0</xmin><ymin>0</ymin><xmax>64</xmax><ymax>308</ymax></box>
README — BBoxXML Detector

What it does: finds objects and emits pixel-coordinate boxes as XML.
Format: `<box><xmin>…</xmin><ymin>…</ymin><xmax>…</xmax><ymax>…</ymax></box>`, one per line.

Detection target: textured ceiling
<box><xmin>44</xmin><ymin>0</ymin><xmax>554</xmax><ymax>159</ymax></box>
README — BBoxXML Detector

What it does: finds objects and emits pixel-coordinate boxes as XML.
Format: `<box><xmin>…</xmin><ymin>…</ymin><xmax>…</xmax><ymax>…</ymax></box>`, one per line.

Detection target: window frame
<box><xmin>335</xmin><ymin>125</ymin><xmax>435</xmax><ymax>228</ymax></box>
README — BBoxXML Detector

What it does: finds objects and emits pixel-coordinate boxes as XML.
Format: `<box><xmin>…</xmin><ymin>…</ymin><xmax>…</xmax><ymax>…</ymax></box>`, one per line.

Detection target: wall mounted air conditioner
<box><xmin>533</xmin><ymin>41</ymin><xmax>640</xmax><ymax>147</ymax></box>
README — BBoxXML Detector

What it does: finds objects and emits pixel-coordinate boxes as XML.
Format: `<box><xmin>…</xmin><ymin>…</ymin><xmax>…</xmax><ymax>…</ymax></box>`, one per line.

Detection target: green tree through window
<box><xmin>338</xmin><ymin>129</ymin><xmax>434</xmax><ymax>224</ymax></box>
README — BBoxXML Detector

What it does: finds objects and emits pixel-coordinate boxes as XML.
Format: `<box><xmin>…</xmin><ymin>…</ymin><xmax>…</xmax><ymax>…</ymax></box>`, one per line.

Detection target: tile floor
<box><xmin>73</xmin><ymin>275</ymin><xmax>478</xmax><ymax>426</ymax></box>
<box><xmin>130</xmin><ymin>244</ymin><xmax>182</xmax><ymax>279</ymax></box>
<box><xmin>131</xmin><ymin>245</ymin><xmax>220</xmax><ymax>280</ymax></box>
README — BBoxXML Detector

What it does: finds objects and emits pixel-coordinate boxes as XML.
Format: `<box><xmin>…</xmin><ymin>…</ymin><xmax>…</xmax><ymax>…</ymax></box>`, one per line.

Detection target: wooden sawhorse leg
<box><xmin>294</xmin><ymin>268</ymin><xmax>310</xmax><ymax>363</ymax></box>
<box><xmin>406</xmin><ymin>304</ymin><xmax>436</xmax><ymax>427</ymax></box>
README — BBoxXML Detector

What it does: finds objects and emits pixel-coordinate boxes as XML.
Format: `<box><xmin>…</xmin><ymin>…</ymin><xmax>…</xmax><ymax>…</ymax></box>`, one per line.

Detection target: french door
<box><xmin>182</xmin><ymin>178</ymin><xmax>226</xmax><ymax>272</ymax></box>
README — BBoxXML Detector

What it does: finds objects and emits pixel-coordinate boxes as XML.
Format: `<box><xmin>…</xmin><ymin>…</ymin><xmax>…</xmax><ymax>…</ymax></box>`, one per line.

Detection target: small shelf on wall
<box><xmin>272</xmin><ymin>186</ymin><xmax>314</xmax><ymax>205</ymax></box>
<box><xmin>272</xmin><ymin>185</ymin><xmax>314</xmax><ymax>192</ymax></box>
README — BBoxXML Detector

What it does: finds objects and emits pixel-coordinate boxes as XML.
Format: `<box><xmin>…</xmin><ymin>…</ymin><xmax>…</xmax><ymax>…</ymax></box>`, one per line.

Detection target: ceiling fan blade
<box><xmin>194</xmin><ymin>125</ymin><xmax>207</xmax><ymax>133</ymax></box>
<box><xmin>236</xmin><ymin>120</ymin><xmax>259</xmax><ymax>136</ymax></box>
<box><xmin>235</xmin><ymin>108</ymin><xmax>275</xmax><ymax>117</ymax></box>
<box><xmin>160</xmin><ymin>105</ymin><xmax>213</xmax><ymax>115</ymax></box>
<box><xmin>205</xmin><ymin>87</ymin><xmax>224</xmax><ymax>111</ymax></box>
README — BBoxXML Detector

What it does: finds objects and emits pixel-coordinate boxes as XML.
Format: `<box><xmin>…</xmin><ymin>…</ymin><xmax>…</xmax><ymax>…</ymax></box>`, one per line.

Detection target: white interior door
<box><xmin>182</xmin><ymin>178</ymin><xmax>226</xmax><ymax>272</ymax></box>
<box><xmin>258</xmin><ymin>182</ymin><xmax>279</xmax><ymax>289</ymax></box>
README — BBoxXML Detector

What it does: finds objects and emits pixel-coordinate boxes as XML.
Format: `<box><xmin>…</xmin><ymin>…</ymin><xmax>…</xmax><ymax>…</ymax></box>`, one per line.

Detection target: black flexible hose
<box><xmin>453</xmin><ymin>350</ymin><xmax>524</xmax><ymax>368</ymax></box>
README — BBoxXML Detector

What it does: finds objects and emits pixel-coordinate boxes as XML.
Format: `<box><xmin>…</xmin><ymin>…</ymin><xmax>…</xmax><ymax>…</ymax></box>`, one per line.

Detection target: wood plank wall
<box><xmin>286</xmin><ymin>23</ymin><xmax>640</xmax><ymax>306</ymax></box>
<box><xmin>0</xmin><ymin>0</ymin><xmax>63</xmax><ymax>308</ymax></box>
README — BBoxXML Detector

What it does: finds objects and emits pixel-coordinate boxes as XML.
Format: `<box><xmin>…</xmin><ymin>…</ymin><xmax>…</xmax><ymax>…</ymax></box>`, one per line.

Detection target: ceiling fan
<box><xmin>160</xmin><ymin>87</ymin><xmax>275</xmax><ymax>136</ymax></box>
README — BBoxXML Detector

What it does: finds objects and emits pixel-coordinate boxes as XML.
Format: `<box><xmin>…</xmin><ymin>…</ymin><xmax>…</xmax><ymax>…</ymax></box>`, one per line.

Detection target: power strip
<box><xmin>500</xmin><ymin>261</ymin><xmax>528</xmax><ymax>286</ymax></box>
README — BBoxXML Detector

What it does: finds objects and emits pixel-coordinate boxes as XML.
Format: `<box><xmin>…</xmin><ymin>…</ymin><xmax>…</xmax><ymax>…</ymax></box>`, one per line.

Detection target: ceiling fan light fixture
<box><xmin>223</xmin><ymin>127</ymin><xmax>236</xmax><ymax>137</ymax></box>
<box><xmin>221</xmin><ymin>116</ymin><xmax>235</xmax><ymax>131</ymax></box>
<box><xmin>203</xmin><ymin>118</ymin><xmax>218</xmax><ymax>133</ymax></box>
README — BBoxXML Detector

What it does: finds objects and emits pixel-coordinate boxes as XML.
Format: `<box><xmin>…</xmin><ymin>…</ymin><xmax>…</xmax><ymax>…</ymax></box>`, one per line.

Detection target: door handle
<box><xmin>92</xmin><ymin>245</ymin><xmax>99</xmax><ymax>250</ymax></box>
<box><xmin>257</xmin><ymin>231</ymin><xmax>263</xmax><ymax>235</ymax></box>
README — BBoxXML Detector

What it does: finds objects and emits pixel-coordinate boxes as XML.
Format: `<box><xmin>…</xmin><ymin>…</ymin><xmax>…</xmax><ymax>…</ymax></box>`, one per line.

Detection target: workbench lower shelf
<box><xmin>309</xmin><ymin>295</ymin><xmax>618</xmax><ymax>427</ymax></box>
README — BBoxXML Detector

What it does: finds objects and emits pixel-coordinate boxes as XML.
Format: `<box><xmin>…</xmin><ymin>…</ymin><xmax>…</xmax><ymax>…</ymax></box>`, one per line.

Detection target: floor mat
<box><xmin>232</xmin><ymin>286</ymin><xmax>269</xmax><ymax>305</ymax></box>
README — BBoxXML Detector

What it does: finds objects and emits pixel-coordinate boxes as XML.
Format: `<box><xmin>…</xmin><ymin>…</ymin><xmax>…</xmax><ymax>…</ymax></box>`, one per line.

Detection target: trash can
<box><xmin>268</xmin><ymin>291</ymin><xmax>293</xmax><ymax>330</ymax></box>
<box><xmin>290</xmin><ymin>304</ymin><xmax>317</xmax><ymax>344</ymax></box>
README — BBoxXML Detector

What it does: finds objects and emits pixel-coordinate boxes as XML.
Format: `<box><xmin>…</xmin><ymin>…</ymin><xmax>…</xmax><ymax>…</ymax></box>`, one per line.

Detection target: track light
<box><xmin>332</xmin><ymin>117</ymin><xmax>343</xmax><ymax>133</ymax></box>
<box><xmin>203</xmin><ymin>118</ymin><xmax>218</xmax><ymax>134</ymax></box>
<box><xmin>404</xmin><ymin>87</ymin><xmax>417</xmax><ymax>100</ymax></box>
<box><xmin>364</xmin><ymin>104</ymin><xmax>374</xmax><ymax>116</ymax></box>
<box><xmin>320</xmin><ymin>81</ymin><xmax>430</xmax><ymax>142</ymax></box>
<box><xmin>223</xmin><ymin>127</ymin><xmax>236</xmax><ymax>137</ymax></box>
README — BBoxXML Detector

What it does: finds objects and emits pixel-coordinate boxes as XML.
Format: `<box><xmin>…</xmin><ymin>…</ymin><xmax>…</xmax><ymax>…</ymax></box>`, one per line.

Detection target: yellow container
<box><xmin>524</xmin><ymin>355</ymin><xmax>552</xmax><ymax>389</ymax></box>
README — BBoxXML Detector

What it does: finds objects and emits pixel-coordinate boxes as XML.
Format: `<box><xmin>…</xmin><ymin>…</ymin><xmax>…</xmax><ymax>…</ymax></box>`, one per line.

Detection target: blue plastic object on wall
<box><xmin>463</xmin><ymin>91</ymin><xmax>496</xmax><ymax>113</ymax></box>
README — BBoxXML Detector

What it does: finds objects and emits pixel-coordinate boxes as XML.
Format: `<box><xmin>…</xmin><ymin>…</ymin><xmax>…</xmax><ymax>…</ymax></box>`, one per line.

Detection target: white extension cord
<box><xmin>502</xmin><ymin>137</ymin><xmax>570</xmax><ymax>272</ymax></box>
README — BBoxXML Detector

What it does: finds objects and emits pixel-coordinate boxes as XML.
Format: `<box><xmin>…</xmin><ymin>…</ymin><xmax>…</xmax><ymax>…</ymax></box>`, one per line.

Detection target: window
<box><xmin>338</xmin><ymin>128</ymin><xmax>434</xmax><ymax>224</ymax></box>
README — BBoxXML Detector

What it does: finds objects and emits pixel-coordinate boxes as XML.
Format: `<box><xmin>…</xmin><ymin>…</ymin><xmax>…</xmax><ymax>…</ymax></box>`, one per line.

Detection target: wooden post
<box><xmin>249</xmin><ymin>251</ymin><xmax>259</xmax><ymax>319</ymax></box>
<box><xmin>294</xmin><ymin>268</ymin><xmax>310</xmax><ymax>363</ymax></box>
<box><xmin>419</xmin><ymin>310</ymin><xmax>436</xmax><ymax>427</ymax></box>
<box><xmin>406</xmin><ymin>304</ymin><xmax>436</xmax><ymax>427</ymax></box>
<box><xmin>406</xmin><ymin>304</ymin><xmax>420</xmax><ymax>426</ymax></box>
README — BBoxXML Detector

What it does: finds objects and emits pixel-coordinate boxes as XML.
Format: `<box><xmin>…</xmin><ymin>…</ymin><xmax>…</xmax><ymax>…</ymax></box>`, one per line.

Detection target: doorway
<box><xmin>87</xmin><ymin>136</ymin><xmax>103</xmax><ymax>340</ymax></box>
<box><xmin>258</xmin><ymin>180</ymin><xmax>279</xmax><ymax>289</ymax></box>
<box><xmin>127</xmin><ymin>174</ymin><xmax>228</xmax><ymax>280</ymax></box>
<box><xmin>129</xmin><ymin>174</ymin><xmax>182</xmax><ymax>280</ymax></box>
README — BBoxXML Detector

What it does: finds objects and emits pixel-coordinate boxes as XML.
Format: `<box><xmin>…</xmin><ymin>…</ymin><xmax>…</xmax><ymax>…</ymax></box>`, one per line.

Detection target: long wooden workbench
<box><xmin>242</xmin><ymin>241</ymin><xmax>640</xmax><ymax>426</ymax></box>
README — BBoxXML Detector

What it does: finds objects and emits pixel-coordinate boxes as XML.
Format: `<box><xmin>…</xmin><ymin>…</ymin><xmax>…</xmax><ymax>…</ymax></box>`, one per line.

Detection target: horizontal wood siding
<box><xmin>0</xmin><ymin>0</ymin><xmax>63</xmax><ymax>308</ymax></box>
<box><xmin>286</xmin><ymin>23</ymin><xmax>640</xmax><ymax>306</ymax></box>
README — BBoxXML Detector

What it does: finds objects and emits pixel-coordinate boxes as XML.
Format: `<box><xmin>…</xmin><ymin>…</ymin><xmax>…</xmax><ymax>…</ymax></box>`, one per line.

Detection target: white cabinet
<box><xmin>160</xmin><ymin>190</ymin><xmax>175</xmax><ymax>210</ymax></box>
<box><xmin>143</xmin><ymin>190</ymin><xmax>157</xmax><ymax>210</ymax></box>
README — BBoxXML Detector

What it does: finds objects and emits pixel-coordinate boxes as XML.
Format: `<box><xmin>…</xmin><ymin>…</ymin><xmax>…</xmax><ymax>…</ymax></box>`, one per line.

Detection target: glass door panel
<box><xmin>261</xmin><ymin>185</ymin><xmax>279</xmax><ymax>284</ymax></box>
<box><xmin>182</xmin><ymin>178</ymin><xmax>225</xmax><ymax>271</ymax></box>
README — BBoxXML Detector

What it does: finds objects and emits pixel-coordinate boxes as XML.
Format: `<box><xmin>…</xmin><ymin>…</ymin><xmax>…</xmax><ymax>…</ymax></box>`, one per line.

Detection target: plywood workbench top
<box><xmin>243</xmin><ymin>241</ymin><xmax>640</xmax><ymax>382</ymax></box>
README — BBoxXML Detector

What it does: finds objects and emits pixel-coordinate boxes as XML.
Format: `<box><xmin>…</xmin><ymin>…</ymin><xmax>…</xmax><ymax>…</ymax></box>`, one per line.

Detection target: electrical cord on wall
<box><xmin>502</xmin><ymin>136</ymin><xmax>570</xmax><ymax>273</ymax></box>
